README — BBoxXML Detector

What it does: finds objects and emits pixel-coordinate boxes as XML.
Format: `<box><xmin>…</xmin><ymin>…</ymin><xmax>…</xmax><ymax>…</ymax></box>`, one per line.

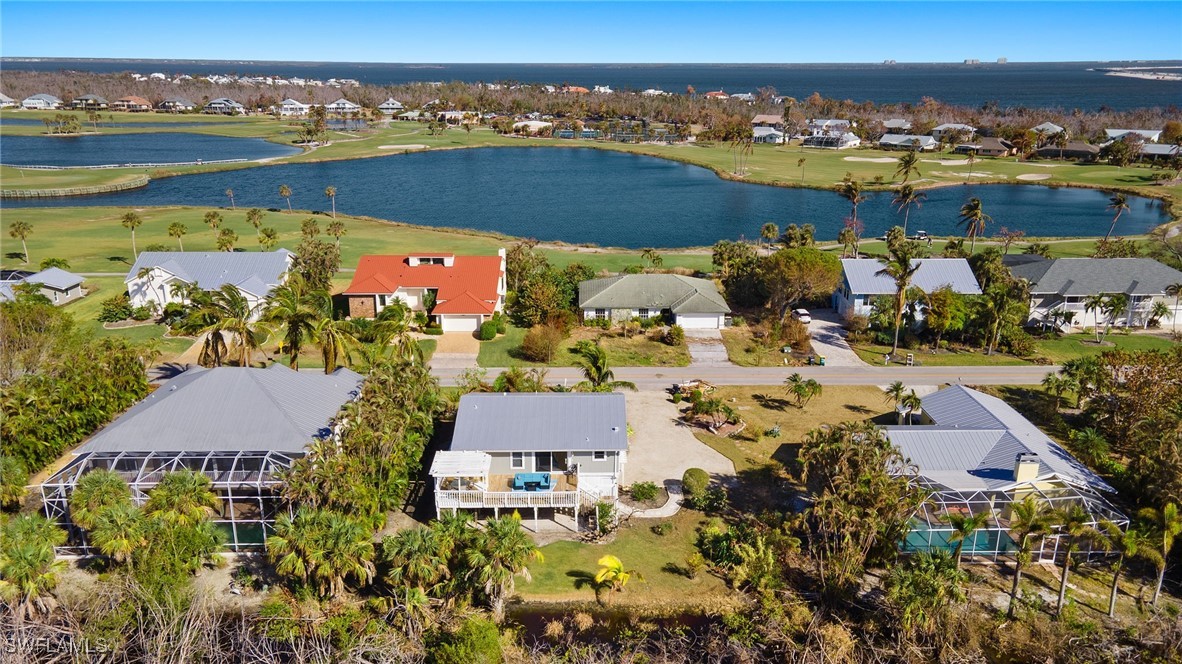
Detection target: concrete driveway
<box><xmin>684</xmin><ymin>328</ymin><xmax>732</xmax><ymax>366</ymax></box>
<box><xmin>806</xmin><ymin>309</ymin><xmax>866</xmax><ymax>367</ymax></box>
<box><xmin>624</xmin><ymin>391</ymin><xmax>735</xmax><ymax>486</ymax></box>
<box><xmin>425</xmin><ymin>332</ymin><xmax>479</xmax><ymax>369</ymax></box>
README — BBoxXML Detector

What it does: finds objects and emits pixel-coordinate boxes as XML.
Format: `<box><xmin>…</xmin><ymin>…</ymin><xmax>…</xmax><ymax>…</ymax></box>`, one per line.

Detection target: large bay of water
<box><xmin>0</xmin><ymin>133</ymin><xmax>300</xmax><ymax>166</ymax></box>
<box><xmin>4</xmin><ymin>59</ymin><xmax>1179</xmax><ymax>110</ymax></box>
<box><xmin>3</xmin><ymin>147</ymin><xmax>1168</xmax><ymax>247</ymax></box>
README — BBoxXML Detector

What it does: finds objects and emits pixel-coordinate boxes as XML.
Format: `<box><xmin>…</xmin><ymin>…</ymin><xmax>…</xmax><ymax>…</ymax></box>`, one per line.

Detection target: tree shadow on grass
<box><xmin>566</xmin><ymin>570</ymin><xmax>599</xmax><ymax>592</ymax></box>
<box><xmin>5</xmin><ymin>252</ymin><xmax>25</xmax><ymax>261</ymax></box>
<box><xmin>108</xmin><ymin>256</ymin><xmax>131</xmax><ymax>266</ymax></box>
<box><xmin>844</xmin><ymin>403</ymin><xmax>875</xmax><ymax>415</ymax></box>
<box><xmin>753</xmin><ymin>393</ymin><xmax>792</xmax><ymax>411</ymax></box>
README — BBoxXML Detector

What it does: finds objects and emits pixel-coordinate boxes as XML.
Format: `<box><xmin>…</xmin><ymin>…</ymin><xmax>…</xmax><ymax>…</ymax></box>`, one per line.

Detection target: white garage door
<box><xmin>676</xmin><ymin>314</ymin><xmax>723</xmax><ymax>329</ymax></box>
<box><xmin>440</xmin><ymin>315</ymin><xmax>481</xmax><ymax>333</ymax></box>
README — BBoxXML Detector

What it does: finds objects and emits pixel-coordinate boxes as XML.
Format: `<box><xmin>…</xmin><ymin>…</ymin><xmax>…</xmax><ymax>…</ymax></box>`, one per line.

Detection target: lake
<box><xmin>2</xmin><ymin>147</ymin><xmax>1170</xmax><ymax>248</ymax></box>
<box><xmin>0</xmin><ymin>133</ymin><xmax>301</xmax><ymax>166</ymax></box>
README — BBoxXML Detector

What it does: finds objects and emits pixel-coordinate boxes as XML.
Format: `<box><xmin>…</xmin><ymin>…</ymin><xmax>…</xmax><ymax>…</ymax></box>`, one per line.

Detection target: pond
<box><xmin>3</xmin><ymin>147</ymin><xmax>1169</xmax><ymax>247</ymax></box>
<box><xmin>0</xmin><ymin>133</ymin><xmax>301</xmax><ymax>166</ymax></box>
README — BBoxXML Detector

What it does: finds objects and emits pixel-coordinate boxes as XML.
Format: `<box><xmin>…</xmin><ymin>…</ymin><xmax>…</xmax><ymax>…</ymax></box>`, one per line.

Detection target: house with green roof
<box><xmin>577</xmin><ymin>274</ymin><xmax>731</xmax><ymax>329</ymax></box>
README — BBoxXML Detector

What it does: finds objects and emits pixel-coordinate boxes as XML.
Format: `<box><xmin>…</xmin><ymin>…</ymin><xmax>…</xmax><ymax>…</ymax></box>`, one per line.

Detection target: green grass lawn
<box><xmin>850</xmin><ymin>342</ymin><xmax>1032</xmax><ymax>366</ymax></box>
<box><xmin>720</xmin><ymin>326</ymin><xmax>814</xmax><ymax>367</ymax></box>
<box><xmin>519</xmin><ymin>510</ymin><xmax>733</xmax><ymax>607</ymax></box>
<box><xmin>1033</xmin><ymin>331</ymin><xmax>1179</xmax><ymax>364</ymax></box>
<box><xmin>61</xmin><ymin>276</ymin><xmax>194</xmax><ymax>361</ymax></box>
<box><xmin>477</xmin><ymin>325</ymin><xmax>690</xmax><ymax>368</ymax></box>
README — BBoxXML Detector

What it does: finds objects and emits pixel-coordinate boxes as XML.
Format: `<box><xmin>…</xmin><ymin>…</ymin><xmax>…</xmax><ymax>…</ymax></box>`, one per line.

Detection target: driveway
<box><xmin>425</xmin><ymin>332</ymin><xmax>479</xmax><ymax>369</ymax></box>
<box><xmin>624</xmin><ymin>391</ymin><xmax>735</xmax><ymax>486</ymax></box>
<box><xmin>684</xmin><ymin>328</ymin><xmax>732</xmax><ymax>366</ymax></box>
<box><xmin>806</xmin><ymin>309</ymin><xmax>866</xmax><ymax>367</ymax></box>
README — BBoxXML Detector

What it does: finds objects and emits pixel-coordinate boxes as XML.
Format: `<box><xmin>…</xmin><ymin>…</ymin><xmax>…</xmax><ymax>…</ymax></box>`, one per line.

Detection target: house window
<box><xmin>535</xmin><ymin>452</ymin><xmax>553</xmax><ymax>472</ymax></box>
<box><xmin>378</xmin><ymin>294</ymin><xmax>388</xmax><ymax>308</ymax></box>
<box><xmin>638</xmin><ymin>308</ymin><xmax>651</xmax><ymax>320</ymax></box>
<box><xmin>594</xmin><ymin>309</ymin><xmax>607</xmax><ymax>320</ymax></box>
<box><xmin>593</xmin><ymin>451</ymin><xmax>606</xmax><ymax>461</ymax></box>
<box><xmin>510</xmin><ymin>452</ymin><xmax>525</xmax><ymax>469</ymax></box>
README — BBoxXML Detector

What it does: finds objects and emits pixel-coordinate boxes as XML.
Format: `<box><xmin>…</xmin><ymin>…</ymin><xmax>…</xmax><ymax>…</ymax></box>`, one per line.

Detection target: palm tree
<box><xmin>183</xmin><ymin>284</ymin><xmax>263</xmax><ymax>366</ymax></box>
<box><xmin>263</xmin><ymin>275</ymin><xmax>320</xmax><ymax>370</ymax></box>
<box><xmin>594</xmin><ymin>554</ymin><xmax>641</xmax><ymax>605</ymax></box>
<box><xmin>965</xmin><ymin>150</ymin><xmax>977</xmax><ymax>181</ymax></box>
<box><xmin>760</xmin><ymin>222</ymin><xmax>779</xmax><ymax>247</ymax></box>
<box><xmin>1147</xmin><ymin>300</ymin><xmax>1171</xmax><ymax>329</ymax></box>
<box><xmin>1101</xmin><ymin>293</ymin><xmax>1130</xmax><ymax>334</ymax></box>
<box><xmin>314</xmin><ymin>314</ymin><xmax>359</xmax><ymax>375</ymax></box>
<box><xmin>225</xmin><ymin>188</ymin><xmax>236</xmax><ymax>209</ymax></box>
<box><xmin>640</xmin><ymin>248</ymin><xmax>663</xmax><ymax>268</ymax></box>
<box><xmin>216</xmin><ymin>227</ymin><xmax>238</xmax><ymax>252</ymax></box>
<box><xmin>945</xmin><ymin>512</ymin><xmax>990</xmax><ymax>569</ymax></box>
<box><xmin>1006</xmin><ymin>496</ymin><xmax>1053</xmax><ymax>618</ymax></box>
<box><xmin>268</xmin><ymin>508</ymin><xmax>376</xmax><ymax>600</ymax></box>
<box><xmin>1083</xmin><ymin>293</ymin><xmax>1107</xmax><ymax>342</ymax></box>
<box><xmin>900</xmin><ymin>390</ymin><xmax>923</xmax><ymax>425</ymax></box>
<box><xmin>1041</xmin><ymin>373</ymin><xmax>1077</xmax><ymax>412</ymax></box>
<box><xmin>259</xmin><ymin>227</ymin><xmax>279</xmax><ymax>251</ymax></box>
<box><xmin>0</xmin><ymin>515</ymin><xmax>67</xmax><ymax>621</ymax></box>
<box><xmin>203</xmin><ymin>210</ymin><xmax>223</xmax><ymax>237</ymax></box>
<box><xmin>383</xmin><ymin>526</ymin><xmax>450</xmax><ymax>593</ymax></box>
<box><xmin>1104</xmin><ymin>193</ymin><xmax>1130</xmax><ymax>241</ymax></box>
<box><xmin>8</xmin><ymin>220</ymin><xmax>32</xmax><ymax>264</ymax></box>
<box><xmin>574</xmin><ymin>344</ymin><xmax>636</xmax><ymax>392</ymax></box>
<box><xmin>784</xmin><ymin>372</ymin><xmax>822</xmax><ymax>408</ymax></box>
<box><xmin>325</xmin><ymin>186</ymin><xmax>337</xmax><ymax>218</ymax></box>
<box><xmin>1100</xmin><ymin>521</ymin><xmax>1151</xmax><ymax>618</ymax></box>
<box><xmin>465</xmin><ymin>515</ymin><xmax>543</xmax><ymax>623</ymax></box>
<box><xmin>89</xmin><ymin>501</ymin><xmax>145</xmax><ymax>565</ymax></box>
<box><xmin>279</xmin><ymin>184</ymin><xmax>293</xmax><ymax>213</ymax></box>
<box><xmin>246</xmin><ymin>208</ymin><xmax>265</xmax><ymax>240</ymax></box>
<box><xmin>120</xmin><ymin>211</ymin><xmax>143</xmax><ymax>257</ymax></box>
<box><xmin>144</xmin><ymin>470</ymin><xmax>220</xmax><ymax>527</ymax></box>
<box><xmin>168</xmin><ymin>222</ymin><xmax>187</xmax><ymax>251</ymax></box>
<box><xmin>957</xmin><ymin>198</ymin><xmax>991</xmax><ymax>252</ymax></box>
<box><xmin>326</xmin><ymin>219</ymin><xmax>346</xmax><ymax>249</ymax></box>
<box><xmin>68</xmin><ymin>469</ymin><xmax>132</xmax><ymax>531</ymax></box>
<box><xmin>837</xmin><ymin>177</ymin><xmax>866</xmax><ymax>229</ymax></box>
<box><xmin>1051</xmin><ymin>504</ymin><xmax>1106</xmax><ymax>615</ymax></box>
<box><xmin>1166</xmin><ymin>282</ymin><xmax>1182</xmax><ymax>333</ymax></box>
<box><xmin>876</xmin><ymin>242</ymin><xmax>924</xmax><ymax>353</ymax></box>
<box><xmin>883</xmin><ymin>380</ymin><xmax>907</xmax><ymax>417</ymax></box>
<box><xmin>1137</xmin><ymin>502</ymin><xmax>1182</xmax><ymax>609</ymax></box>
<box><xmin>892</xmin><ymin>184</ymin><xmax>928</xmax><ymax>237</ymax></box>
<box><xmin>895</xmin><ymin>150</ymin><xmax>921</xmax><ymax>183</ymax></box>
<box><xmin>797</xmin><ymin>157</ymin><xmax>806</xmax><ymax>183</ymax></box>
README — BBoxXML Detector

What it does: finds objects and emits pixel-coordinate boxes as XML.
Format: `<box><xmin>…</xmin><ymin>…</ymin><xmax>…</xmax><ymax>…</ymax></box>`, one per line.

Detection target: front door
<box><xmin>534</xmin><ymin>452</ymin><xmax>567</xmax><ymax>473</ymax></box>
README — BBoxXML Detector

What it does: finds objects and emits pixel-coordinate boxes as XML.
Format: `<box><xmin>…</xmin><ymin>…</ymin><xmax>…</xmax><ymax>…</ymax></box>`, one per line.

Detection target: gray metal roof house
<box><xmin>886</xmin><ymin>386</ymin><xmax>1125</xmax><ymax>561</ymax></box>
<box><xmin>430</xmin><ymin>393</ymin><xmax>628</xmax><ymax>530</ymax></box>
<box><xmin>21</xmin><ymin>93</ymin><xmax>63</xmax><ymax>110</ymax></box>
<box><xmin>578</xmin><ymin>274</ymin><xmax>732</xmax><ymax>329</ymax></box>
<box><xmin>126</xmin><ymin>249</ymin><xmax>293</xmax><ymax>318</ymax></box>
<box><xmin>41</xmin><ymin>365</ymin><xmax>364</xmax><ymax>552</ymax></box>
<box><xmin>833</xmin><ymin>258</ymin><xmax>982</xmax><ymax>317</ymax></box>
<box><xmin>0</xmin><ymin>267</ymin><xmax>86</xmax><ymax>305</ymax></box>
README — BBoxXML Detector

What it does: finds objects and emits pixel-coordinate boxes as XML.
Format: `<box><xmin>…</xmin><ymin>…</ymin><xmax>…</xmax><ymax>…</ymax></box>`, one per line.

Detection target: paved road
<box><xmin>432</xmin><ymin>364</ymin><xmax>1059</xmax><ymax>389</ymax></box>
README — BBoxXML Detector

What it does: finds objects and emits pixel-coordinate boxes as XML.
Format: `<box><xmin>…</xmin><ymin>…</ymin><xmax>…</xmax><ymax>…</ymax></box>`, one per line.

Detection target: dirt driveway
<box><xmin>624</xmin><ymin>391</ymin><xmax>735</xmax><ymax>486</ymax></box>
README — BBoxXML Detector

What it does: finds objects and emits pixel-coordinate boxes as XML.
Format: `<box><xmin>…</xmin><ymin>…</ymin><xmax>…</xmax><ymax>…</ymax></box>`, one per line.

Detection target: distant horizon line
<box><xmin>3</xmin><ymin>57</ymin><xmax>1180</xmax><ymax>67</ymax></box>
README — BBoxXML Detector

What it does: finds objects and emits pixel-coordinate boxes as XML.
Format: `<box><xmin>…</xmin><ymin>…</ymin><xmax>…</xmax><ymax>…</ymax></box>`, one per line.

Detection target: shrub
<box><xmin>630</xmin><ymin>481</ymin><xmax>660</xmax><ymax>502</ymax></box>
<box><xmin>430</xmin><ymin>616</ymin><xmax>503</xmax><ymax>664</ymax></box>
<box><xmin>0</xmin><ymin>457</ymin><xmax>28</xmax><ymax>511</ymax></box>
<box><xmin>664</xmin><ymin>324</ymin><xmax>685</xmax><ymax>346</ymax></box>
<box><xmin>477</xmin><ymin>320</ymin><xmax>498</xmax><ymax>341</ymax></box>
<box><xmin>1003</xmin><ymin>328</ymin><xmax>1037</xmax><ymax>357</ymax></box>
<box><xmin>491</xmin><ymin>311</ymin><xmax>507</xmax><ymax>334</ymax></box>
<box><xmin>38</xmin><ymin>257</ymin><xmax>70</xmax><ymax>270</ymax></box>
<box><xmin>671</xmin><ymin>392</ymin><xmax>683</xmax><ymax>404</ymax></box>
<box><xmin>585</xmin><ymin>317</ymin><xmax>611</xmax><ymax>330</ymax></box>
<box><xmin>130</xmin><ymin>306</ymin><xmax>153</xmax><ymax>321</ymax></box>
<box><xmin>651</xmin><ymin>522</ymin><xmax>674</xmax><ymax>536</ymax></box>
<box><xmin>144</xmin><ymin>243</ymin><xmax>171</xmax><ymax>253</ymax></box>
<box><xmin>685</xmin><ymin>552</ymin><xmax>706</xmax><ymax>579</ymax></box>
<box><xmin>731</xmin><ymin>315</ymin><xmax>745</xmax><ymax>326</ymax></box>
<box><xmin>622</xmin><ymin>264</ymin><xmax>644</xmax><ymax>274</ymax></box>
<box><xmin>422</xmin><ymin>327</ymin><xmax>445</xmax><ymax>336</ymax></box>
<box><xmin>845</xmin><ymin>313</ymin><xmax>870</xmax><ymax>334</ymax></box>
<box><xmin>520</xmin><ymin>324</ymin><xmax>564</xmax><ymax>362</ymax></box>
<box><xmin>595</xmin><ymin>501</ymin><xmax>616</xmax><ymax>534</ymax></box>
<box><xmin>682</xmin><ymin>468</ymin><xmax>709</xmax><ymax>499</ymax></box>
<box><xmin>692</xmin><ymin>485</ymin><xmax>728</xmax><ymax>513</ymax></box>
<box><xmin>160</xmin><ymin>302</ymin><xmax>188</xmax><ymax>326</ymax></box>
<box><xmin>97</xmin><ymin>294</ymin><xmax>133</xmax><ymax>322</ymax></box>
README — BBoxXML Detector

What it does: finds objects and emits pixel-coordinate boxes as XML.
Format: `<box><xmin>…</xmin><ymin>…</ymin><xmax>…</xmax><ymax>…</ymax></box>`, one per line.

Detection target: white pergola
<box><xmin>429</xmin><ymin>451</ymin><xmax>492</xmax><ymax>492</ymax></box>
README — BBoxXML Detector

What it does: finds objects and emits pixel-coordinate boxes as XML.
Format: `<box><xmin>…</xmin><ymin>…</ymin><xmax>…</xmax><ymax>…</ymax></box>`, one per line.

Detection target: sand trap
<box><xmin>922</xmin><ymin>158</ymin><xmax>971</xmax><ymax>165</ymax></box>
<box><xmin>843</xmin><ymin>156</ymin><xmax>898</xmax><ymax>163</ymax></box>
<box><xmin>931</xmin><ymin>171</ymin><xmax>1001</xmax><ymax>179</ymax></box>
<box><xmin>1026</xmin><ymin>163</ymin><xmax>1060</xmax><ymax>168</ymax></box>
<box><xmin>379</xmin><ymin>144</ymin><xmax>429</xmax><ymax>150</ymax></box>
<box><xmin>1016</xmin><ymin>173</ymin><xmax>1053</xmax><ymax>181</ymax></box>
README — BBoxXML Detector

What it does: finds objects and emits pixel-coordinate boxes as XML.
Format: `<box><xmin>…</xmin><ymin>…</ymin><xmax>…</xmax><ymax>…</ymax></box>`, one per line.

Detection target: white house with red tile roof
<box><xmin>344</xmin><ymin>250</ymin><xmax>506</xmax><ymax>333</ymax></box>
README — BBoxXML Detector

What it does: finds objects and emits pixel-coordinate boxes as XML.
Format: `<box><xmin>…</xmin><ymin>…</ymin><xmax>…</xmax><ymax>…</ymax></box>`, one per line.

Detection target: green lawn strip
<box><xmin>60</xmin><ymin>276</ymin><xmax>193</xmax><ymax>360</ymax></box>
<box><xmin>849</xmin><ymin>342</ymin><xmax>1030</xmax><ymax>366</ymax></box>
<box><xmin>1033</xmin><ymin>332</ymin><xmax>1179</xmax><ymax>364</ymax></box>
<box><xmin>477</xmin><ymin>326</ymin><xmax>689</xmax><ymax>369</ymax></box>
<box><xmin>518</xmin><ymin>510</ymin><xmax>731</xmax><ymax>605</ymax></box>
<box><xmin>829</xmin><ymin>237</ymin><xmax>1153</xmax><ymax>260</ymax></box>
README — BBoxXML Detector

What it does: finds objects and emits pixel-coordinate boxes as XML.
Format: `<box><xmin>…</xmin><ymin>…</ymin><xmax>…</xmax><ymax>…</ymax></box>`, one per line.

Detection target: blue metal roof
<box><xmin>841</xmin><ymin>258</ymin><xmax>982</xmax><ymax>296</ymax></box>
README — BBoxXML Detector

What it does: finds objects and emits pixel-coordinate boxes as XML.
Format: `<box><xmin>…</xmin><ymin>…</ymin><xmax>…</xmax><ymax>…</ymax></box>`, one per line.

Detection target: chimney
<box><xmin>443</xmin><ymin>255</ymin><xmax>455</xmax><ymax>267</ymax></box>
<box><xmin>1013</xmin><ymin>453</ymin><xmax>1040</xmax><ymax>483</ymax></box>
<box><xmin>407</xmin><ymin>256</ymin><xmax>420</xmax><ymax>267</ymax></box>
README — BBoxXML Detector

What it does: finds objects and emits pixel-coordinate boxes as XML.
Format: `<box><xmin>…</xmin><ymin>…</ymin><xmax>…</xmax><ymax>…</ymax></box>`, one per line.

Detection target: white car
<box><xmin>792</xmin><ymin>308</ymin><xmax>812</xmax><ymax>324</ymax></box>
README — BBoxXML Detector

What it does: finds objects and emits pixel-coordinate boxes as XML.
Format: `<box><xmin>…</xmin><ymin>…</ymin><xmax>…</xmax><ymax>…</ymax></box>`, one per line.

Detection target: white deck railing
<box><xmin>436</xmin><ymin>489</ymin><xmax>582</xmax><ymax>510</ymax></box>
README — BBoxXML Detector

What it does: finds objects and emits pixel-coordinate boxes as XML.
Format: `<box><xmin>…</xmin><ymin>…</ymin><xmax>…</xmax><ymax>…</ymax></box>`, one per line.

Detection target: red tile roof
<box><xmin>344</xmin><ymin>255</ymin><xmax>503</xmax><ymax>315</ymax></box>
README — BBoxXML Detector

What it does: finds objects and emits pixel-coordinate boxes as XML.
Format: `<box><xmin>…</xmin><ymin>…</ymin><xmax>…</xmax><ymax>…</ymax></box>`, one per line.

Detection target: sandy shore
<box><xmin>1105</xmin><ymin>70</ymin><xmax>1182</xmax><ymax>82</ymax></box>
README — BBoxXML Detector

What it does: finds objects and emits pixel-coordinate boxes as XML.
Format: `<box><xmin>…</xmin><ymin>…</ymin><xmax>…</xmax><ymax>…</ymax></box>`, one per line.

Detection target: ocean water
<box><xmin>3</xmin><ymin>148</ymin><xmax>1168</xmax><ymax>247</ymax></box>
<box><xmin>0</xmin><ymin>133</ymin><xmax>300</xmax><ymax>166</ymax></box>
<box><xmin>3</xmin><ymin>59</ymin><xmax>1180</xmax><ymax>110</ymax></box>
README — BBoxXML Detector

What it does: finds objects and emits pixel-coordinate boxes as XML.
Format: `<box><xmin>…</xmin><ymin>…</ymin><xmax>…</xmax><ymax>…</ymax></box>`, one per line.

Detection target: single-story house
<box><xmin>751</xmin><ymin>113</ymin><xmax>783</xmax><ymax>129</ymax></box>
<box><xmin>807</xmin><ymin>118</ymin><xmax>854</xmax><ymax>136</ymax></box>
<box><xmin>397</xmin><ymin>110</ymin><xmax>424</xmax><ymax>121</ymax></box>
<box><xmin>753</xmin><ymin>126</ymin><xmax>786</xmax><ymax>144</ymax></box>
<box><xmin>953</xmin><ymin>137</ymin><xmax>1014</xmax><ymax>157</ymax></box>
<box><xmin>325</xmin><ymin>98</ymin><xmax>361</xmax><ymax>115</ymax></box>
<box><xmin>832</xmin><ymin>258</ymin><xmax>982</xmax><ymax>318</ymax></box>
<box><xmin>0</xmin><ymin>267</ymin><xmax>87</xmax><ymax>305</ymax></box>
<box><xmin>1005</xmin><ymin>255</ymin><xmax>1182</xmax><ymax>330</ymax></box>
<box><xmin>157</xmin><ymin>97</ymin><xmax>196</xmax><ymax>112</ymax></box>
<box><xmin>125</xmin><ymin>249</ymin><xmax>293</xmax><ymax>318</ymax></box>
<box><xmin>1105</xmin><ymin>128</ymin><xmax>1161</xmax><ymax>143</ymax></box>
<box><xmin>343</xmin><ymin>251</ymin><xmax>506</xmax><ymax>333</ymax></box>
<box><xmin>1031</xmin><ymin>122</ymin><xmax>1065</xmax><ymax>137</ymax></box>
<box><xmin>204</xmin><ymin>98</ymin><xmax>245</xmax><ymax>115</ymax></box>
<box><xmin>69</xmin><ymin>94</ymin><xmax>108</xmax><ymax>111</ymax></box>
<box><xmin>512</xmin><ymin>120</ymin><xmax>552</xmax><ymax>134</ymax></box>
<box><xmin>41</xmin><ymin>365</ymin><xmax>364</xmax><ymax>552</ymax></box>
<box><xmin>704</xmin><ymin>90</ymin><xmax>729</xmax><ymax>99</ymax></box>
<box><xmin>277</xmin><ymin>98</ymin><xmax>310</xmax><ymax>116</ymax></box>
<box><xmin>21</xmin><ymin>93</ymin><xmax>63</xmax><ymax>110</ymax></box>
<box><xmin>931</xmin><ymin>123</ymin><xmax>976</xmax><ymax>141</ymax></box>
<box><xmin>111</xmin><ymin>95</ymin><xmax>152</xmax><ymax>112</ymax></box>
<box><xmin>430</xmin><ymin>392</ymin><xmax>627</xmax><ymax>530</ymax></box>
<box><xmin>578</xmin><ymin>274</ymin><xmax>731</xmax><ymax>329</ymax></box>
<box><xmin>802</xmin><ymin>132</ymin><xmax>861</xmax><ymax>150</ymax></box>
<box><xmin>377</xmin><ymin>98</ymin><xmax>404</xmax><ymax>115</ymax></box>
<box><xmin>437</xmin><ymin>110</ymin><xmax>477</xmax><ymax>125</ymax></box>
<box><xmin>730</xmin><ymin>92</ymin><xmax>756</xmax><ymax>102</ymax></box>
<box><xmin>1034</xmin><ymin>141</ymin><xmax>1099</xmax><ymax>161</ymax></box>
<box><xmin>880</xmin><ymin>134</ymin><xmax>938</xmax><ymax>151</ymax></box>
<box><xmin>882</xmin><ymin>118</ymin><xmax>912</xmax><ymax>132</ymax></box>
<box><xmin>0</xmin><ymin>92</ymin><xmax>18</xmax><ymax>108</ymax></box>
<box><xmin>887</xmin><ymin>385</ymin><xmax>1125</xmax><ymax>560</ymax></box>
<box><xmin>1140</xmin><ymin>144</ymin><xmax>1180</xmax><ymax>160</ymax></box>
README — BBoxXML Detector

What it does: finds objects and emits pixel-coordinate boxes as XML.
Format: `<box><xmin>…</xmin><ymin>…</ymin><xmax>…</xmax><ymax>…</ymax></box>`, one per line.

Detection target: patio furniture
<box><xmin>512</xmin><ymin>472</ymin><xmax>552</xmax><ymax>491</ymax></box>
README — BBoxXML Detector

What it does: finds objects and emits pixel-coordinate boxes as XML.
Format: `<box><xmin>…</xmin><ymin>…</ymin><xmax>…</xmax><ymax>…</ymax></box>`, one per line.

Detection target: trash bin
<box><xmin>807</xmin><ymin>355</ymin><xmax>815</xmax><ymax>366</ymax></box>
<box><xmin>818</xmin><ymin>356</ymin><xmax>826</xmax><ymax>366</ymax></box>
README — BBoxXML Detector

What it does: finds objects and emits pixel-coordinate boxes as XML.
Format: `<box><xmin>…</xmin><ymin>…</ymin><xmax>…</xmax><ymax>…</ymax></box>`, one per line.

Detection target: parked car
<box><xmin>792</xmin><ymin>308</ymin><xmax>812</xmax><ymax>324</ymax></box>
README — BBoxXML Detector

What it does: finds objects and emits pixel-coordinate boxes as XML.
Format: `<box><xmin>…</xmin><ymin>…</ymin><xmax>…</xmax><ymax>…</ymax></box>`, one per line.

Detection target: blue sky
<box><xmin>2</xmin><ymin>1</ymin><xmax>1180</xmax><ymax>63</ymax></box>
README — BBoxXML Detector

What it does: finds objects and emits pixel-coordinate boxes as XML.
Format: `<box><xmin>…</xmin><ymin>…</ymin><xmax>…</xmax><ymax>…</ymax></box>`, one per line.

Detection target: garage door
<box><xmin>676</xmin><ymin>314</ymin><xmax>723</xmax><ymax>329</ymax></box>
<box><xmin>440</xmin><ymin>315</ymin><xmax>481</xmax><ymax>333</ymax></box>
